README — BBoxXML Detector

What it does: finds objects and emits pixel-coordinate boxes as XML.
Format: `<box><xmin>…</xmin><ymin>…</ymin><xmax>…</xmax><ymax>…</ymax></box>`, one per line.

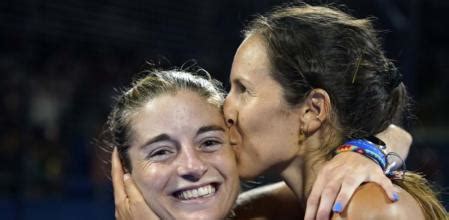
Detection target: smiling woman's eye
<box><xmin>200</xmin><ymin>139</ymin><xmax>223</xmax><ymax>152</ymax></box>
<box><xmin>148</xmin><ymin>148</ymin><xmax>174</xmax><ymax>161</ymax></box>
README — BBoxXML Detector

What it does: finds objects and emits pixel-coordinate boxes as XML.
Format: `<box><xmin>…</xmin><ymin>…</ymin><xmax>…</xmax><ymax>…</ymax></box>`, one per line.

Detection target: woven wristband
<box><xmin>335</xmin><ymin>138</ymin><xmax>388</xmax><ymax>171</ymax></box>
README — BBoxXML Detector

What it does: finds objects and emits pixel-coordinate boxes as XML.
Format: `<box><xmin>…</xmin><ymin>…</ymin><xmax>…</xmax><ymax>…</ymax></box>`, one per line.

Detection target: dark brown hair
<box><xmin>245</xmin><ymin>4</ymin><xmax>408</xmax><ymax>139</ymax></box>
<box><xmin>244</xmin><ymin>4</ymin><xmax>447</xmax><ymax>219</ymax></box>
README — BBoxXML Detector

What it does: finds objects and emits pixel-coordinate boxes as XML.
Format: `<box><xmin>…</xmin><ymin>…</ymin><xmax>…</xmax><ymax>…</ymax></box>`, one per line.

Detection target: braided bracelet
<box><xmin>335</xmin><ymin>138</ymin><xmax>387</xmax><ymax>171</ymax></box>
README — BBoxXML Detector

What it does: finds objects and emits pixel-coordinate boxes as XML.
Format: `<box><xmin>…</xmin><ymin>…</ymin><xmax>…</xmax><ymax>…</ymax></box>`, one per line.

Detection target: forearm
<box><xmin>375</xmin><ymin>124</ymin><xmax>412</xmax><ymax>160</ymax></box>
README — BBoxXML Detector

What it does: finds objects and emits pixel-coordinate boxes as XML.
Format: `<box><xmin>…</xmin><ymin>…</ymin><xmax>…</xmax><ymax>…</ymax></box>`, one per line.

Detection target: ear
<box><xmin>300</xmin><ymin>89</ymin><xmax>331</xmax><ymax>135</ymax></box>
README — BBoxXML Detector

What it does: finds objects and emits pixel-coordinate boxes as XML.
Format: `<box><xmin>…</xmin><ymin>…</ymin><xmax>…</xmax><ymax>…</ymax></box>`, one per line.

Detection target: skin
<box><xmin>225</xmin><ymin>36</ymin><xmax>303</xmax><ymax>179</ymax></box>
<box><xmin>110</xmin><ymin>35</ymin><xmax>413</xmax><ymax>220</ymax></box>
<box><xmin>107</xmin><ymin>37</ymin><xmax>412</xmax><ymax>219</ymax></box>
<box><xmin>332</xmin><ymin>183</ymin><xmax>424</xmax><ymax>220</ymax></box>
<box><xmin>118</xmin><ymin>91</ymin><xmax>240</xmax><ymax>220</ymax></box>
<box><xmin>112</xmin><ymin>149</ymin><xmax>160</xmax><ymax>220</ymax></box>
<box><xmin>224</xmin><ymin>34</ymin><xmax>414</xmax><ymax>220</ymax></box>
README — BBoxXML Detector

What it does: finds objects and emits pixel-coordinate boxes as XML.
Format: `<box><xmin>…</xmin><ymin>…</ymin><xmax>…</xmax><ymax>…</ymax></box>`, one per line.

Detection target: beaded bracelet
<box><xmin>335</xmin><ymin>138</ymin><xmax>388</xmax><ymax>171</ymax></box>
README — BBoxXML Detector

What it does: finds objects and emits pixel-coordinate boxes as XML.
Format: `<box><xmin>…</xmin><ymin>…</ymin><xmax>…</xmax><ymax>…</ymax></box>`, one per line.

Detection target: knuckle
<box><xmin>337</xmin><ymin>192</ymin><xmax>349</xmax><ymax>202</ymax></box>
<box><xmin>307</xmin><ymin>195</ymin><xmax>319</xmax><ymax>205</ymax></box>
<box><xmin>342</xmin><ymin>175</ymin><xmax>358</xmax><ymax>185</ymax></box>
<box><xmin>323</xmin><ymin>185</ymin><xmax>339</xmax><ymax>196</ymax></box>
<box><xmin>371</xmin><ymin>173</ymin><xmax>388</xmax><ymax>183</ymax></box>
<box><xmin>130</xmin><ymin>198</ymin><xmax>145</xmax><ymax>207</ymax></box>
<box><xmin>353</xmin><ymin>164</ymin><xmax>368</xmax><ymax>173</ymax></box>
<box><xmin>321</xmin><ymin>164</ymin><xmax>332</xmax><ymax>173</ymax></box>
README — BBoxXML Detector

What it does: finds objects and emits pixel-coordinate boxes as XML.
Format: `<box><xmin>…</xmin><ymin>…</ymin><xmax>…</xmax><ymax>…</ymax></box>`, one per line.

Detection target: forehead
<box><xmin>129</xmin><ymin>91</ymin><xmax>224</xmax><ymax>143</ymax></box>
<box><xmin>236</xmin><ymin>35</ymin><xmax>271</xmax><ymax>65</ymax></box>
<box><xmin>231</xmin><ymin>35</ymin><xmax>273</xmax><ymax>81</ymax></box>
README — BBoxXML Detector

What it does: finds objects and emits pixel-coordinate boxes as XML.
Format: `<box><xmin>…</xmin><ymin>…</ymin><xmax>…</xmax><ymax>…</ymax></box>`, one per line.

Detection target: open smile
<box><xmin>172</xmin><ymin>183</ymin><xmax>220</xmax><ymax>201</ymax></box>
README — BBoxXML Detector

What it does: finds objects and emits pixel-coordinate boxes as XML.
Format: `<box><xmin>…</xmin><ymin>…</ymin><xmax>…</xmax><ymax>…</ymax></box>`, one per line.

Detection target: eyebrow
<box><xmin>196</xmin><ymin>125</ymin><xmax>225</xmax><ymax>135</ymax></box>
<box><xmin>139</xmin><ymin>125</ymin><xmax>225</xmax><ymax>150</ymax></box>
<box><xmin>139</xmin><ymin>134</ymin><xmax>171</xmax><ymax>150</ymax></box>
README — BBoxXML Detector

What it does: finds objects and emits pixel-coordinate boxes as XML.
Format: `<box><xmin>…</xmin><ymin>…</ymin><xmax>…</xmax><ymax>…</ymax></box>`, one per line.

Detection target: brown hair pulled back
<box><xmin>104</xmin><ymin>69</ymin><xmax>225</xmax><ymax>172</ymax></box>
<box><xmin>244</xmin><ymin>4</ymin><xmax>447</xmax><ymax>219</ymax></box>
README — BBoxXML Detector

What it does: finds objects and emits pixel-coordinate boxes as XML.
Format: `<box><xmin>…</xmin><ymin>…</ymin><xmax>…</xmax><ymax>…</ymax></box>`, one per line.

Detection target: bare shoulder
<box><xmin>233</xmin><ymin>181</ymin><xmax>303</xmax><ymax>220</ymax></box>
<box><xmin>332</xmin><ymin>182</ymin><xmax>425</xmax><ymax>220</ymax></box>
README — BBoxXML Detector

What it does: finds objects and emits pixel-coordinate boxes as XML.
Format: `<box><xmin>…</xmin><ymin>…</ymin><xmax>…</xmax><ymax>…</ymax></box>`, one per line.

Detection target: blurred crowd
<box><xmin>1</xmin><ymin>0</ymin><xmax>448</xmax><ymax>218</ymax></box>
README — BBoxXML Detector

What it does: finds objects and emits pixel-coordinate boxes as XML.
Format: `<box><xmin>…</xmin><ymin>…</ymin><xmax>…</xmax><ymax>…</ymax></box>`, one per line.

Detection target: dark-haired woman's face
<box><xmin>127</xmin><ymin>91</ymin><xmax>239</xmax><ymax>219</ymax></box>
<box><xmin>224</xmin><ymin>34</ymin><xmax>303</xmax><ymax>179</ymax></box>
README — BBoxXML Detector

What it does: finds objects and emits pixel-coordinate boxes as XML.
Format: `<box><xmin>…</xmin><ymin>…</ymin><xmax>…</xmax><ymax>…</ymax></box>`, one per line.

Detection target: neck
<box><xmin>280</xmin><ymin>133</ymin><xmax>328</xmax><ymax>203</ymax></box>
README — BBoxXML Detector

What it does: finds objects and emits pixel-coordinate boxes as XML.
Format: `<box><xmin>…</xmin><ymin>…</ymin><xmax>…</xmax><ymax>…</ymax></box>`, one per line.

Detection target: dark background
<box><xmin>1</xmin><ymin>0</ymin><xmax>448</xmax><ymax>219</ymax></box>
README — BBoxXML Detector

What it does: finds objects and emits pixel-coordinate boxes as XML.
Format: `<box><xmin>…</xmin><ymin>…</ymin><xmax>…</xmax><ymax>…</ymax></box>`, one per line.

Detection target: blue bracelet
<box><xmin>336</xmin><ymin>138</ymin><xmax>388</xmax><ymax>170</ymax></box>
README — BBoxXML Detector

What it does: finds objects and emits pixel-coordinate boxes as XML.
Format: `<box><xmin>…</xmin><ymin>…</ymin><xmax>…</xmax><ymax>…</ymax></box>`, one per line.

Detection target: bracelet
<box><xmin>335</xmin><ymin>138</ymin><xmax>387</xmax><ymax>170</ymax></box>
<box><xmin>385</xmin><ymin>152</ymin><xmax>407</xmax><ymax>178</ymax></box>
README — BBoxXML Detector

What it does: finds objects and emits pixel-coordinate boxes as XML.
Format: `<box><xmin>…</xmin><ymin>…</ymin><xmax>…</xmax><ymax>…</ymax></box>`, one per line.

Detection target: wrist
<box><xmin>335</xmin><ymin>137</ymin><xmax>406</xmax><ymax>178</ymax></box>
<box><xmin>336</xmin><ymin>138</ymin><xmax>387</xmax><ymax>170</ymax></box>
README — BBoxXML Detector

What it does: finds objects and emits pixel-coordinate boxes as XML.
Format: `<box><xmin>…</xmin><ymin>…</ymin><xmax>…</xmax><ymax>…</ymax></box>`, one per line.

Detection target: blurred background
<box><xmin>1</xmin><ymin>0</ymin><xmax>448</xmax><ymax>219</ymax></box>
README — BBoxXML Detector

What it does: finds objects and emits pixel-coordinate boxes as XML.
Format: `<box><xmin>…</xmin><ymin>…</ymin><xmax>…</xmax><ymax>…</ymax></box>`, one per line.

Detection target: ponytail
<box><xmin>393</xmin><ymin>172</ymin><xmax>448</xmax><ymax>219</ymax></box>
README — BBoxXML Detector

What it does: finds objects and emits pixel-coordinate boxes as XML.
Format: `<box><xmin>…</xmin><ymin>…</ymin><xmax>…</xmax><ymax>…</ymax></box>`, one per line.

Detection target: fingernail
<box><xmin>332</xmin><ymin>202</ymin><xmax>342</xmax><ymax>213</ymax></box>
<box><xmin>393</xmin><ymin>192</ymin><xmax>399</xmax><ymax>202</ymax></box>
<box><xmin>123</xmin><ymin>173</ymin><xmax>130</xmax><ymax>181</ymax></box>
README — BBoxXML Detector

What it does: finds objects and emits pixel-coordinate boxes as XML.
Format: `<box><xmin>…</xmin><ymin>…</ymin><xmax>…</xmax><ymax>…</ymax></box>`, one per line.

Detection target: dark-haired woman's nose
<box><xmin>223</xmin><ymin>95</ymin><xmax>237</xmax><ymax>128</ymax></box>
<box><xmin>177</xmin><ymin>149</ymin><xmax>207</xmax><ymax>182</ymax></box>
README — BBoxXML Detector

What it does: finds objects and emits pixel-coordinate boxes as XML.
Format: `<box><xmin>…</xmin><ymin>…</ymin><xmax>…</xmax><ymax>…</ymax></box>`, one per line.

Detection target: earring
<box><xmin>298</xmin><ymin>125</ymin><xmax>306</xmax><ymax>142</ymax></box>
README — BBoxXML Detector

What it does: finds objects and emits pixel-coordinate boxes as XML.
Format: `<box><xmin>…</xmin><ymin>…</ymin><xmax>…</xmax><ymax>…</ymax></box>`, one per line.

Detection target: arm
<box><xmin>376</xmin><ymin>124</ymin><xmax>412</xmax><ymax>160</ymax></box>
<box><xmin>305</xmin><ymin>124</ymin><xmax>413</xmax><ymax>220</ymax></box>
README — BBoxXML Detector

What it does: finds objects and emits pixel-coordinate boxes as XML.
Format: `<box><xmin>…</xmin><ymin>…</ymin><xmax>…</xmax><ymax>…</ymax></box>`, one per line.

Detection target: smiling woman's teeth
<box><xmin>177</xmin><ymin>184</ymin><xmax>216</xmax><ymax>200</ymax></box>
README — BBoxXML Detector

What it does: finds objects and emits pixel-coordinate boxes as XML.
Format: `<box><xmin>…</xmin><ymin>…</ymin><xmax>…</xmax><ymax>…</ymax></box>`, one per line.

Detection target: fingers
<box><xmin>123</xmin><ymin>174</ymin><xmax>160</xmax><ymax>220</ymax></box>
<box><xmin>112</xmin><ymin>147</ymin><xmax>127</xmax><ymax>205</ymax></box>
<box><xmin>316</xmin><ymin>182</ymin><xmax>340</xmax><ymax>220</ymax></box>
<box><xmin>332</xmin><ymin>175</ymin><xmax>363</xmax><ymax>215</ymax></box>
<box><xmin>306</xmin><ymin>152</ymin><xmax>399</xmax><ymax>220</ymax></box>
<box><xmin>304</xmin><ymin>166</ymin><xmax>329</xmax><ymax>220</ymax></box>
<box><xmin>123</xmin><ymin>174</ymin><xmax>146</xmax><ymax>203</ymax></box>
<box><xmin>369</xmin><ymin>171</ymin><xmax>398</xmax><ymax>202</ymax></box>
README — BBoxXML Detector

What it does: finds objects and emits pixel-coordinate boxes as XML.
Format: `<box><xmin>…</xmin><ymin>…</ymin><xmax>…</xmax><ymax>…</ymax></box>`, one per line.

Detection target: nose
<box><xmin>177</xmin><ymin>148</ymin><xmax>207</xmax><ymax>182</ymax></box>
<box><xmin>223</xmin><ymin>95</ymin><xmax>237</xmax><ymax>128</ymax></box>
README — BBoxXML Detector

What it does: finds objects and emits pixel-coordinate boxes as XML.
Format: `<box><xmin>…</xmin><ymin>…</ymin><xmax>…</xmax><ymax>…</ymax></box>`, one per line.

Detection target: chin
<box><xmin>238</xmin><ymin>156</ymin><xmax>283</xmax><ymax>180</ymax></box>
<box><xmin>238</xmin><ymin>162</ymin><xmax>263</xmax><ymax>180</ymax></box>
<box><xmin>157</xmin><ymin>206</ymin><xmax>228</xmax><ymax>220</ymax></box>
<box><xmin>187</xmin><ymin>211</ymin><xmax>225</xmax><ymax>219</ymax></box>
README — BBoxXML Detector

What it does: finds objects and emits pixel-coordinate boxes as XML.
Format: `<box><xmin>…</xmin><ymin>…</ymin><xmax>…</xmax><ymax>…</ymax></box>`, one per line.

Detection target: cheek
<box><xmin>238</xmin><ymin>104</ymin><xmax>268</xmax><ymax>147</ymax></box>
<box><xmin>240</xmin><ymin>108</ymin><xmax>300</xmax><ymax>167</ymax></box>
<box><xmin>240</xmin><ymin>102</ymin><xmax>283</xmax><ymax>146</ymax></box>
<box><xmin>132</xmin><ymin>163</ymin><xmax>170</xmax><ymax>201</ymax></box>
<box><xmin>209</xmin><ymin>148</ymin><xmax>238</xmax><ymax>179</ymax></box>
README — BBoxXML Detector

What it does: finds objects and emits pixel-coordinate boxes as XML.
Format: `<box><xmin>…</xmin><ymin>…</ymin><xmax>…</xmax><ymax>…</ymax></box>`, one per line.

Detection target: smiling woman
<box><xmin>104</xmin><ymin>69</ymin><xmax>240</xmax><ymax>219</ymax></box>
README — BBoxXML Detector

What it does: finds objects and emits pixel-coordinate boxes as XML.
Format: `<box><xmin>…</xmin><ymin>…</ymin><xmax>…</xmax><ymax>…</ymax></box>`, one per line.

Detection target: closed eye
<box><xmin>235</xmin><ymin>81</ymin><xmax>247</xmax><ymax>93</ymax></box>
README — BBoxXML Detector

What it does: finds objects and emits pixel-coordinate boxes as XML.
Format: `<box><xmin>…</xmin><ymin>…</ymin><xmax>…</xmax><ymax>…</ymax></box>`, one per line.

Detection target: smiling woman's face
<box><xmin>126</xmin><ymin>90</ymin><xmax>240</xmax><ymax>220</ymax></box>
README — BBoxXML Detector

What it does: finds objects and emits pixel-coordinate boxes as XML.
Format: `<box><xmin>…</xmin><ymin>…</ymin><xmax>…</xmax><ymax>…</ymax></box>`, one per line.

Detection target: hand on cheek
<box><xmin>112</xmin><ymin>148</ymin><xmax>160</xmax><ymax>220</ymax></box>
